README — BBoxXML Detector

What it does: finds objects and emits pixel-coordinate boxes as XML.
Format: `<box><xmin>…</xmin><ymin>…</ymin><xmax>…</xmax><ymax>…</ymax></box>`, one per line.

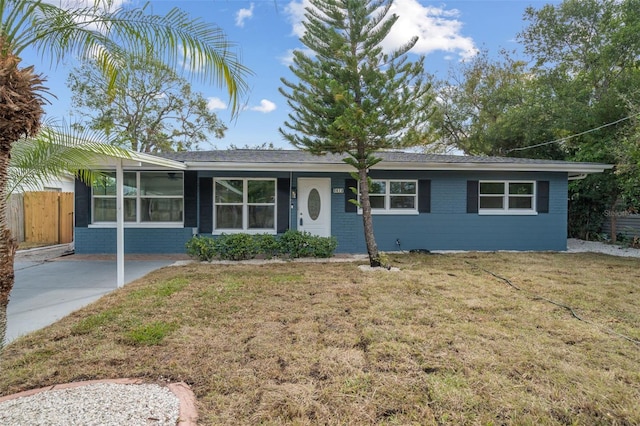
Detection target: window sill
<box><xmin>358</xmin><ymin>210</ymin><xmax>420</xmax><ymax>215</ymax></box>
<box><xmin>213</xmin><ymin>229</ymin><xmax>277</xmax><ymax>235</ymax></box>
<box><xmin>478</xmin><ymin>210</ymin><xmax>538</xmax><ymax>216</ymax></box>
<box><xmin>89</xmin><ymin>222</ymin><xmax>184</xmax><ymax>228</ymax></box>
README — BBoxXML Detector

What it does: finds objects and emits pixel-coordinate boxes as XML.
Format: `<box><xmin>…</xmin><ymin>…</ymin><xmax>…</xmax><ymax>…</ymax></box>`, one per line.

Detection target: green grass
<box><xmin>1</xmin><ymin>252</ymin><xmax>639</xmax><ymax>425</ymax></box>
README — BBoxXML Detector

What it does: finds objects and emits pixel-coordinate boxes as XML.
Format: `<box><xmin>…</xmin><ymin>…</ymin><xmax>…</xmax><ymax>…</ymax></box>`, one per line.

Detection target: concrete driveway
<box><xmin>6</xmin><ymin>245</ymin><xmax>187</xmax><ymax>344</ymax></box>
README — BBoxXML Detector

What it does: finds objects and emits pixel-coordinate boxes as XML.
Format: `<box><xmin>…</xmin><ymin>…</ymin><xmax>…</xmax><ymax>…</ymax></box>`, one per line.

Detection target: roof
<box><xmin>154</xmin><ymin>149</ymin><xmax>611</xmax><ymax>177</ymax></box>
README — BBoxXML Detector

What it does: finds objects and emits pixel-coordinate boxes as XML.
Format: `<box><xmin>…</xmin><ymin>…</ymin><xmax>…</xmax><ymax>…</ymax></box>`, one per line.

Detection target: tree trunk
<box><xmin>358</xmin><ymin>167</ymin><xmax>380</xmax><ymax>267</ymax></box>
<box><xmin>0</xmin><ymin>152</ymin><xmax>18</xmax><ymax>352</ymax></box>
<box><xmin>0</xmin><ymin>43</ymin><xmax>44</xmax><ymax>352</ymax></box>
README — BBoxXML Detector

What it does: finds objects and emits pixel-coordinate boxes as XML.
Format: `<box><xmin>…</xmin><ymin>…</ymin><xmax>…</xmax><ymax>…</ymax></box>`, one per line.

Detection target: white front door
<box><xmin>297</xmin><ymin>178</ymin><xmax>331</xmax><ymax>237</ymax></box>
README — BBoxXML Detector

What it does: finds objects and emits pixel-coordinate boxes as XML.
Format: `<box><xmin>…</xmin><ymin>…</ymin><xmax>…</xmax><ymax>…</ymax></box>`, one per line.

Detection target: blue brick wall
<box><xmin>75</xmin><ymin>170</ymin><xmax>569</xmax><ymax>254</ymax></box>
<box><xmin>326</xmin><ymin>171</ymin><xmax>568</xmax><ymax>253</ymax></box>
<box><xmin>75</xmin><ymin>227</ymin><xmax>194</xmax><ymax>253</ymax></box>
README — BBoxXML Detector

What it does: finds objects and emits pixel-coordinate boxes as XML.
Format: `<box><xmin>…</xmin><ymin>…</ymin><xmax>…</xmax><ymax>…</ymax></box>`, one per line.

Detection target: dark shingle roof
<box><xmin>156</xmin><ymin>149</ymin><xmax>591</xmax><ymax>166</ymax></box>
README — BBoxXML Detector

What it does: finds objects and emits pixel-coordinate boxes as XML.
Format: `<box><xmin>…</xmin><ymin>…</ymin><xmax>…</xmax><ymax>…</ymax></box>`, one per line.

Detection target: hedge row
<box><xmin>185</xmin><ymin>230</ymin><xmax>338</xmax><ymax>261</ymax></box>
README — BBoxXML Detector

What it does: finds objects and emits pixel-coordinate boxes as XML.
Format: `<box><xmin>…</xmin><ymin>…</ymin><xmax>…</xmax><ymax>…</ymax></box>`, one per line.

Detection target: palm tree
<box><xmin>0</xmin><ymin>0</ymin><xmax>250</xmax><ymax>350</ymax></box>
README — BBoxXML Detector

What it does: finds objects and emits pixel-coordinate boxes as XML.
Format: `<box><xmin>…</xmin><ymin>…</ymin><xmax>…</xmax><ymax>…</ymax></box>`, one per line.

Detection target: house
<box><xmin>74</xmin><ymin>150</ymin><xmax>611</xmax><ymax>254</ymax></box>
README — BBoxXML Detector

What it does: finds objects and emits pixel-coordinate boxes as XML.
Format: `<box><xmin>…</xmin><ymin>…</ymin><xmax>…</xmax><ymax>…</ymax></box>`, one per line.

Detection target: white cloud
<box><xmin>250</xmin><ymin>99</ymin><xmax>277</xmax><ymax>113</ymax></box>
<box><xmin>235</xmin><ymin>3</ymin><xmax>255</xmax><ymax>27</ymax></box>
<box><xmin>207</xmin><ymin>97</ymin><xmax>228</xmax><ymax>111</ymax></box>
<box><xmin>284</xmin><ymin>0</ymin><xmax>477</xmax><ymax>60</ymax></box>
<box><xmin>278</xmin><ymin>47</ymin><xmax>315</xmax><ymax>66</ymax></box>
<box><xmin>384</xmin><ymin>0</ymin><xmax>477</xmax><ymax>59</ymax></box>
<box><xmin>285</xmin><ymin>0</ymin><xmax>310</xmax><ymax>38</ymax></box>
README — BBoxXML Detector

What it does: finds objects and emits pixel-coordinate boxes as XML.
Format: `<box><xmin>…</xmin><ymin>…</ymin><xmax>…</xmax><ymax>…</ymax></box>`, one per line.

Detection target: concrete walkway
<box><xmin>6</xmin><ymin>245</ymin><xmax>185</xmax><ymax>344</ymax></box>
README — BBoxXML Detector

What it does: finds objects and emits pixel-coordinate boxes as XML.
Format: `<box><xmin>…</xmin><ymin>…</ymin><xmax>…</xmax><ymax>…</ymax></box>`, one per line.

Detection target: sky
<box><xmin>23</xmin><ymin>0</ymin><xmax>562</xmax><ymax>151</ymax></box>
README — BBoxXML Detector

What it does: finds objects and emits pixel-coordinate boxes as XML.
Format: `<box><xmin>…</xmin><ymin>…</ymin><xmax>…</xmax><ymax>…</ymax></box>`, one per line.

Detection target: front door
<box><xmin>297</xmin><ymin>178</ymin><xmax>331</xmax><ymax>237</ymax></box>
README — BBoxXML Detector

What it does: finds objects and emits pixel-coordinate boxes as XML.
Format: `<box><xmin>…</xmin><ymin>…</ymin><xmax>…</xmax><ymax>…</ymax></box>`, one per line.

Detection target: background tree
<box><xmin>280</xmin><ymin>0</ymin><xmax>434</xmax><ymax>267</ymax></box>
<box><xmin>431</xmin><ymin>50</ymin><xmax>572</xmax><ymax>159</ymax></box>
<box><xmin>68</xmin><ymin>54</ymin><xmax>227</xmax><ymax>153</ymax></box>
<box><xmin>0</xmin><ymin>0</ymin><xmax>249</xmax><ymax>351</ymax></box>
<box><xmin>433</xmin><ymin>0</ymin><xmax>640</xmax><ymax>240</ymax></box>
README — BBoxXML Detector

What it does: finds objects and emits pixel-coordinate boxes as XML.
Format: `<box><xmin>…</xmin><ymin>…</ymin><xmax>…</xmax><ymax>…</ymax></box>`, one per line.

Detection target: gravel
<box><xmin>0</xmin><ymin>383</ymin><xmax>179</xmax><ymax>426</ymax></box>
<box><xmin>566</xmin><ymin>238</ymin><xmax>640</xmax><ymax>257</ymax></box>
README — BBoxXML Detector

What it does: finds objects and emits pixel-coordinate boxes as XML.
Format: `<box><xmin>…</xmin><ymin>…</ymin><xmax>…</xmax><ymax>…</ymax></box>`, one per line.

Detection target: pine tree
<box><xmin>279</xmin><ymin>0</ymin><xmax>434</xmax><ymax>267</ymax></box>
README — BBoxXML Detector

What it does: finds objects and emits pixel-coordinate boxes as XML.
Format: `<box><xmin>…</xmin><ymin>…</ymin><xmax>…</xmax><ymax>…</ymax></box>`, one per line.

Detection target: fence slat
<box><xmin>59</xmin><ymin>192</ymin><xmax>74</xmax><ymax>244</ymax></box>
<box><xmin>24</xmin><ymin>191</ymin><xmax>73</xmax><ymax>244</ymax></box>
<box><xmin>7</xmin><ymin>194</ymin><xmax>25</xmax><ymax>243</ymax></box>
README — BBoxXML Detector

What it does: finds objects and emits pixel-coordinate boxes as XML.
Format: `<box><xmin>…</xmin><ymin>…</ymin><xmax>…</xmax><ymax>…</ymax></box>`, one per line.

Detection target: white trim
<box><xmin>478</xmin><ymin>180</ymin><xmax>537</xmax><ymax>214</ymax></box>
<box><xmin>478</xmin><ymin>211</ymin><xmax>539</xmax><ymax>216</ymax></box>
<box><xmin>213</xmin><ymin>177</ymin><xmax>277</xmax><ymax>233</ymax></box>
<box><xmin>357</xmin><ymin>179</ymin><xmax>419</xmax><ymax>215</ymax></box>
<box><xmin>182</xmin><ymin>161</ymin><xmax>611</xmax><ymax>175</ymax></box>
<box><xmin>357</xmin><ymin>210</ymin><xmax>420</xmax><ymax>216</ymax></box>
<box><xmin>89</xmin><ymin>222</ymin><xmax>184</xmax><ymax>229</ymax></box>
<box><xmin>92</xmin><ymin>151</ymin><xmax>187</xmax><ymax>170</ymax></box>
<box><xmin>212</xmin><ymin>229</ymin><xmax>277</xmax><ymax>236</ymax></box>
<box><xmin>91</xmin><ymin>171</ymin><xmax>184</xmax><ymax>225</ymax></box>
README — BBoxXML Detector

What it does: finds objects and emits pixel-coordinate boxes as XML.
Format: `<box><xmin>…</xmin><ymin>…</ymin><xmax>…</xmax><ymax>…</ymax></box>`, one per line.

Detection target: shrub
<box><xmin>215</xmin><ymin>233</ymin><xmax>259</xmax><ymax>261</ymax></box>
<box><xmin>185</xmin><ymin>235</ymin><xmax>217</xmax><ymax>261</ymax></box>
<box><xmin>309</xmin><ymin>235</ymin><xmax>338</xmax><ymax>258</ymax></box>
<box><xmin>279</xmin><ymin>230</ymin><xmax>337</xmax><ymax>258</ymax></box>
<box><xmin>254</xmin><ymin>233</ymin><xmax>280</xmax><ymax>259</ymax></box>
<box><xmin>185</xmin><ymin>230</ymin><xmax>338</xmax><ymax>261</ymax></box>
<box><xmin>279</xmin><ymin>230</ymin><xmax>314</xmax><ymax>258</ymax></box>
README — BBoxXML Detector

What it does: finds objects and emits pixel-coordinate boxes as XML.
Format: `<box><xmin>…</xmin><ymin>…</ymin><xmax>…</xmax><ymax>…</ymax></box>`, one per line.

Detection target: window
<box><xmin>214</xmin><ymin>178</ymin><xmax>276</xmax><ymax>232</ymax></box>
<box><xmin>92</xmin><ymin>172</ymin><xmax>183</xmax><ymax>223</ymax></box>
<box><xmin>479</xmin><ymin>181</ymin><xmax>535</xmax><ymax>214</ymax></box>
<box><xmin>359</xmin><ymin>179</ymin><xmax>418</xmax><ymax>214</ymax></box>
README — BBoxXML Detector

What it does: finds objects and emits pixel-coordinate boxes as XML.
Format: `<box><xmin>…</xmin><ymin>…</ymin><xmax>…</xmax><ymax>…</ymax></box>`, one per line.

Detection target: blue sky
<box><xmin>26</xmin><ymin>0</ymin><xmax>561</xmax><ymax>150</ymax></box>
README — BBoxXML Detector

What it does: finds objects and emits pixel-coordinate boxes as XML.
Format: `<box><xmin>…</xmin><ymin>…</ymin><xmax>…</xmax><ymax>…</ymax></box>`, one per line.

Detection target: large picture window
<box><xmin>214</xmin><ymin>178</ymin><xmax>276</xmax><ymax>232</ymax></box>
<box><xmin>360</xmin><ymin>179</ymin><xmax>417</xmax><ymax>213</ymax></box>
<box><xmin>479</xmin><ymin>181</ymin><xmax>535</xmax><ymax>214</ymax></box>
<box><xmin>92</xmin><ymin>172</ymin><xmax>183</xmax><ymax>223</ymax></box>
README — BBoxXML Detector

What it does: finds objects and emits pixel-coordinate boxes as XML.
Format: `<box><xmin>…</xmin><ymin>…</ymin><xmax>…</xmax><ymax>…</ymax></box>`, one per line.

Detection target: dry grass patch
<box><xmin>1</xmin><ymin>252</ymin><xmax>639</xmax><ymax>425</ymax></box>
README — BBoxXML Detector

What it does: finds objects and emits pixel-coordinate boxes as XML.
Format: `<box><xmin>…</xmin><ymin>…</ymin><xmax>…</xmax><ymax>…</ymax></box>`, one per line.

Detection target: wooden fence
<box><xmin>8</xmin><ymin>192</ymin><xmax>74</xmax><ymax>245</ymax></box>
<box><xmin>8</xmin><ymin>194</ymin><xmax>25</xmax><ymax>243</ymax></box>
<box><xmin>602</xmin><ymin>214</ymin><xmax>640</xmax><ymax>239</ymax></box>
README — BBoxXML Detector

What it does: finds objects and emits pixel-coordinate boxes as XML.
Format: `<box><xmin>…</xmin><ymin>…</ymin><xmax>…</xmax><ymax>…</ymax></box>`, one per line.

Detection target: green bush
<box><xmin>309</xmin><ymin>235</ymin><xmax>338</xmax><ymax>258</ymax></box>
<box><xmin>279</xmin><ymin>229</ymin><xmax>314</xmax><ymax>258</ymax></box>
<box><xmin>215</xmin><ymin>233</ymin><xmax>259</xmax><ymax>260</ymax></box>
<box><xmin>185</xmin><ymin>230</ymin><xmax>338</xmax><ymax>261</ymax></box>
<box><xmin>254</xmin><ymin>233</ymin><xmax>280</xmax><ymax>259</ymax></box>
<box><xmin>185</xmin><ymin>235</ymin><xmax>217</xmax><ymax>261</ymax></box>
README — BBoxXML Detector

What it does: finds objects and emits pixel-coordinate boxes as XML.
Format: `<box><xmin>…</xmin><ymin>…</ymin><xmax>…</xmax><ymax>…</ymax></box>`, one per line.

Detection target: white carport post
<box><xmin>116</xmin><ymin>158</ymin><xmax>125</xmax><ymax>288</ymax></box>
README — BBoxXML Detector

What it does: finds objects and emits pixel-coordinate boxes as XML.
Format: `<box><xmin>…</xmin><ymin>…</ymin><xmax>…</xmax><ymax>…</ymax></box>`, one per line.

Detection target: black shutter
<box><xmin>418</xmin><ymin>180</ymin><xmax>431</xmax><ymax>213</ymax></box>
<box><xmin>467</xmin><ymin>180</ymin><xmax>479</xmax><ymax>213</ymax></box>
<box><xmin>183</xmin><ymin>171</ymin><xmax>198</xmax><ymax>227</ymax></box>
<box><xmin>75</xmin><ymin>178</ymin><xmax>91</xmax><ymax>227</ymax></box>
<box><xmin>199</xmin><ymin>178</ymin><xmax>213</xmax><ymax>234</ymax></box>
<box><xmin>345</xmin><ymin>179</ymin><xmax>357</xmax><ymax>212</ymax></box>
<box><xmin>277</xmin><ymin>178</ymin><xmax>291</xmax><ymax>233</ymax></box>
<box><xmin>537</xmin><ymin>181</ymin><xmax>550</xmax><ymax>213</ymax></box>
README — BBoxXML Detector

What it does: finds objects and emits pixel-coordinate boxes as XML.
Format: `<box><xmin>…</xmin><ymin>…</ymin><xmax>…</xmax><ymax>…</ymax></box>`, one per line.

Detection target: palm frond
<box><xmin>6</xmin><ymin>0</ymin><xmax>251</xmax><ymax>115</ymax></box>
<box><xmin>8</xmin><ymin>121</ymin><xmax>131</xmax><ymax>196</ymax></box>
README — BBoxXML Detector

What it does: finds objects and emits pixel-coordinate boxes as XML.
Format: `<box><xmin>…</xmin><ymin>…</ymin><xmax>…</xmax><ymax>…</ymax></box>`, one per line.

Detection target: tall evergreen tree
<box><xmin>279</xmin><ymin>0</ymin><xmax>434</xmax><ymax>267</ymax></box>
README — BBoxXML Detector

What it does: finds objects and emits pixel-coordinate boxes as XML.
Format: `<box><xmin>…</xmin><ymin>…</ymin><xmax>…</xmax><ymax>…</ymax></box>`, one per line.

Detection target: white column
<box><xmin>116</xmin><ymin>159</ymin><xmax>124</xmax><ymax>288</ymax></box>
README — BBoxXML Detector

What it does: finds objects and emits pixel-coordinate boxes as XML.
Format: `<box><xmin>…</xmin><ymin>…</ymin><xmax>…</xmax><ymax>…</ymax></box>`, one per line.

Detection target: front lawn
<box><xmin>1</xmin><ymin>252</ymin><xmax>638</xmax><ymax>425</ymax></box>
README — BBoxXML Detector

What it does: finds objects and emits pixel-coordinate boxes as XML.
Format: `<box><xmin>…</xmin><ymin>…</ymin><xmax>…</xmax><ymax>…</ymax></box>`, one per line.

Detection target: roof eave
<box><xmin>182</xmin><ymin>160</ymin><xmax>612</xmax><ymax>174</ymax></box>
<box><xmin>93</xmin><ymin>151</ymin><xmax>187</xmax><ymax>170</ymax></box>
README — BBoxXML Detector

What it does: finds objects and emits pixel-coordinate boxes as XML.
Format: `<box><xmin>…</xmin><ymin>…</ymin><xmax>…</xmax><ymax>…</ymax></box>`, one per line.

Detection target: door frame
<box><xmin>297</xmin><ymin>177</ymin><xmax>331</xmax><ymax>237</ymax></box>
